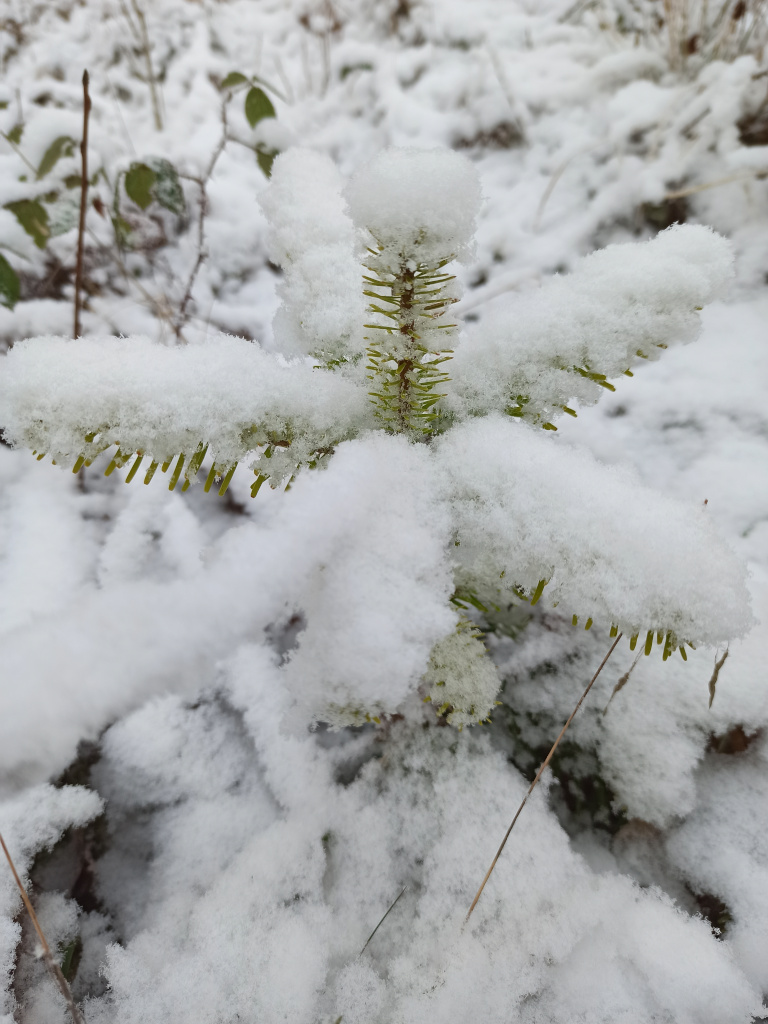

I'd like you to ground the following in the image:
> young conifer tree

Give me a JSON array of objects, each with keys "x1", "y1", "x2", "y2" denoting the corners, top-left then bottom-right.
[{"x1": 0, "y1": 147, "x2": 751, "y2": 728}]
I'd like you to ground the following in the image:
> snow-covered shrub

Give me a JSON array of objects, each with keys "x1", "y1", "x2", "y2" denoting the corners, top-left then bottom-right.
[{"x1": 0, "y1": 146, "x2": 751, "y2": 730}]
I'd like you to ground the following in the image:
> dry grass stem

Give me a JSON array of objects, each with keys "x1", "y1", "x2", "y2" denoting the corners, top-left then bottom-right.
[
  {"x1": 708, "y1": 645, "x2": 729, "y2": 708},
  {"x1": 0, "y1": 832, "x2": 85, "y2": 1024},
  {"x1": 124, "y1": 0, "x2": 163, "y2": 131},
  {"x1": 74, "y1": 69, "x2": 91, "y2": 340},
  {"x1": 664, "y1": 170, "x2": 762, "y2": 200},
  {"x1": 360, "y1": 885, "x2": 408, "y2": 956},
  {"x1": 465, "y1": 632, "x2": 624, "y2": 924}
]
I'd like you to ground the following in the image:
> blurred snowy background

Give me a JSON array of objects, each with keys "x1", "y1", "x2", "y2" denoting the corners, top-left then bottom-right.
[{"x1": 0, "y1": 1, "x2": 767, "y2": 1021}]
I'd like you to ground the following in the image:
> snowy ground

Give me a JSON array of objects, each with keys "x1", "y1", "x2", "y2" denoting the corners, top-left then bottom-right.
[{"x1": 0, "y1": 1, "x2": 767, "y2": 1022}]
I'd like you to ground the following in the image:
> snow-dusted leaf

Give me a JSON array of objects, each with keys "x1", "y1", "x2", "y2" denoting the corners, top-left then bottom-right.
[
  {"x1": 244, "y1": 86, "x2": 275, "y2": 128},
  {"x1": 36, "y1": 135, "x2": 76, "y2": 180},
  {"x1": 45, "y1": 193, "x2": 79, "y2": 237},
  {"x1": 4, "y1": 198, "x2": 49, "y2": 248},
  {"x1": 148, "y1": 157, "x2": 185, "y2": 214}
]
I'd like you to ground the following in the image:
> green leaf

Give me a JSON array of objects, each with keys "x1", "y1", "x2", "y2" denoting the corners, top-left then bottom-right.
[
  {"x1": 244, "y1": 86, "x2": 275, "y2": 129},
  {"x1": 64, "y1": 174, "x2": 82, "y2": 189},
  {"x1": 6, "y1": 122, "x2": 23, "y2": 145},
  {"x1": 59, "y1": 937, "x2": 82, "y2": 983},
  {"x1": 220, "y1": 70, "x2": 249, "y2": 90},
  {"x1": 36, "y1": 135, "x2": 76, "y2": 179},
  {"x1": 124, "y1": 162, "x2": 157, "y2": 210},
  {"x1": 4, "y1": 199, "x2": 50, "y2": 248},
  {"x1": 147, "y1": 158, "x2": 185, "y2": 214},
  {"x1": 256, "y1": 147, "x2": 278, "y2": 178},
  {"x1": 0, "y1": 253, "x2": 20, "y2": 308}
]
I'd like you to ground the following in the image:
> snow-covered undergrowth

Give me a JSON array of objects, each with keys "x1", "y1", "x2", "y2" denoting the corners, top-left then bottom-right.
[{"x1": 0, "y1": 1, "x2": 767, "y2": 1022}]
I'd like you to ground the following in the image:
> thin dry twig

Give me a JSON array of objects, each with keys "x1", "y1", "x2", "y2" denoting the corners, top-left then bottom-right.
[
  {"x1": 174, "y1": 102, "x2": 229, "y2": 341},
  {"x1": 465, "y1": 632, "x2": 624, "y2": 923},
  {"x1": 360, "y1": 885, "x2": 408, "y2": 956},
  {"x1": 0, "y1": 832, "x2": 85, "y2": 1024},
  {"x1": 74, "y1": 69, "x2": 91, "y2": 340}
]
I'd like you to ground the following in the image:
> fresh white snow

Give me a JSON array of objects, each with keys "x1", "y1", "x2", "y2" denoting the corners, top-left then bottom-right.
[{"x1": 0, "y1": 1, "x2": 767, "y2": 1022}]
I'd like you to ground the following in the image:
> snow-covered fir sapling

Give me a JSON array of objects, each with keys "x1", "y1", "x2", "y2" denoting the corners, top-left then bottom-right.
[{"x1": 0, "y1": 147, "x2": 751, "y2": 732}]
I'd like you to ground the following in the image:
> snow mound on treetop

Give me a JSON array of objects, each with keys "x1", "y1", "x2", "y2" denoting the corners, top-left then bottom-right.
[{"x1": 345, "y1": 147, "x2": 482, "y2": 266}]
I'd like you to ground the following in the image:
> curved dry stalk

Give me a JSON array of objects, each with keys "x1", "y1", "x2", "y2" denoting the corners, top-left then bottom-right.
[
  {"x1": 465, "y1": 632, "x2": 624, "y2": 924},
  {"x1": 0, "y1": 832, "x2": 85, "y2": 1024},
  {"x1": 664, "y1": 170, "x2": 761, "y2": 201}
]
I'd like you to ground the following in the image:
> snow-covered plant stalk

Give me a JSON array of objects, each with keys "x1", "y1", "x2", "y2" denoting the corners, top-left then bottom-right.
[
  {"x1": 363, "y1": 248, "x2": 455, "y2": 435},
  {"x1": 0, "y1": 146, "x2": 751, "y2": 730},
  {"x1": 348, "y1": 150, "x2": 475, "y2": 432},
  {"x1": 347, "y1": 149, "x2": 478, "y2": 436}
]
